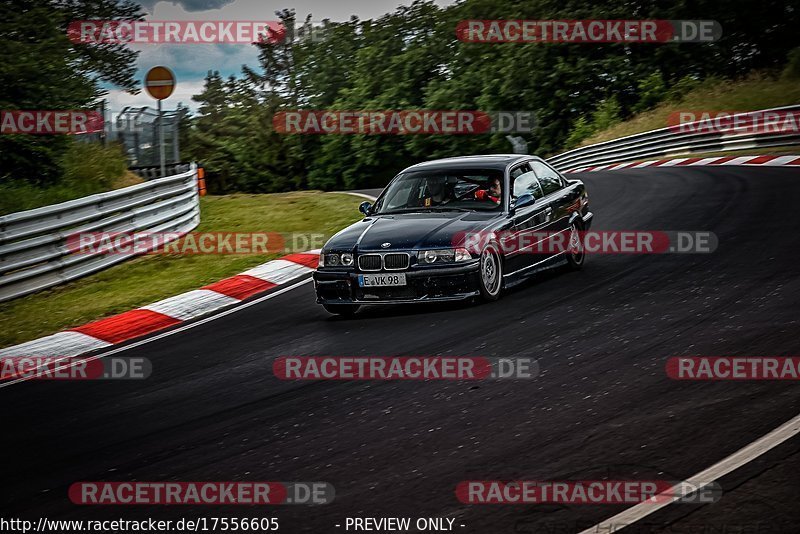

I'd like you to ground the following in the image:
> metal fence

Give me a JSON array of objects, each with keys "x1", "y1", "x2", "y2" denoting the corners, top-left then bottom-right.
[
  {"x1": 130, "y1": 163, "x2": 193, "y2": 181},
  {"x1": 0, "y1": 164, "x2": 200, "y2": 303},
  {"x1": 115, "y1": 106, "x2": 185, "y2": 167},
  {"x1": 548, "y1": 105, "x2": 800, "y2": 172}
]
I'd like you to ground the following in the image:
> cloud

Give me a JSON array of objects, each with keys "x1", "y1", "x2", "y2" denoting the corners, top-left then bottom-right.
[
  {"x1": 137, "y1": 0, "x2": 236, "y2": 14},
  {"x1": 133, "y1": 42, "x2": 259, "y2": 81},
  {"x1": 104, "y1": 79, "x2": 206, "y2": 114},
  {"x1": 139, "y1": 0, "x2": 456, "y2": 23},
  {"x1": 102, "y1": 0, "x2": 458, "y2": 112}
]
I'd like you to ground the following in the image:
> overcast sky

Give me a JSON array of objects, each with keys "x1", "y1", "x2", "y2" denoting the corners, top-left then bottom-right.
[{"x1": 105, "y1": 0, "x2": 456, "y2": 114}]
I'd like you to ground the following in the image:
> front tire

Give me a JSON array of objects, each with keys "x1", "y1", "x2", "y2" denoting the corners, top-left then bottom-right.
[
  {"x1": 322, "y1": 303, "x2": 360, "y2": 316},
  {"x1": 565, "y1": 220, "x2": 585, "y2": 270},
  {"x1": 478, "y1": 244, "x2": 503, "y2": 301}
]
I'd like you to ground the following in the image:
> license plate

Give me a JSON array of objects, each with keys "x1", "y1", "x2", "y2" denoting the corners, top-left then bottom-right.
[{"x1": 358, "y1": 273, "x2": 407, "y2": 287}]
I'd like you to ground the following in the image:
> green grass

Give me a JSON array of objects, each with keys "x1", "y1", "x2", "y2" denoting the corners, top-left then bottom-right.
[
  {"x1": 0, "y1": 191, "x2": 363, "y2": 348},
  {"x1": 581, "y1": 73, "x2": 800, "y2": 146},
  {"x1": 0, "y1": 180, "x2": 110, "y2": 216},
  {"x1": 0, "y1": 142, "x2": 134, "y2": 216}
]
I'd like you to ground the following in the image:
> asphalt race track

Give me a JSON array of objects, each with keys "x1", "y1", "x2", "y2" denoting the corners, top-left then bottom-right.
[{"x1": 2, "y1": 165, "x2": 800, "y2": 533}]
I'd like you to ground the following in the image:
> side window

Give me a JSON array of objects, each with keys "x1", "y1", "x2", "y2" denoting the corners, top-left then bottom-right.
[
  {"x1": 513, "y1": 171, "x2": 543, "y2": 199},
  {"x1": 531, "y1": 160, "x2": 563, "y2": 196},
  {"x1": 509, "y1": 164, "x2": 528, "y2": 181}
]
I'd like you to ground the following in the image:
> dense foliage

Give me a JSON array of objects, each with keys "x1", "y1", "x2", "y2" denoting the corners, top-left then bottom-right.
[
  {"x1": 2, "y1": 0, "x2": 798, "y2": 192},
  {"x1": 0, "y1": 0, "x2": 142, "y2": 185},
  {"x1": 185, "y1": 0, "x2": 800, "y2": 192}
]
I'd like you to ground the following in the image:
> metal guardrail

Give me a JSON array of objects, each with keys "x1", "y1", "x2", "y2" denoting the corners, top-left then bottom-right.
[
  {"x1": 0, "y1": 163, "x2": 200, "y2": 303},
  {"x1": 548, "y1": 105, "x2": 800, "y2": 172},
  {"x1": 130, "y1": 163, "x2": 192, "y2": 181}
]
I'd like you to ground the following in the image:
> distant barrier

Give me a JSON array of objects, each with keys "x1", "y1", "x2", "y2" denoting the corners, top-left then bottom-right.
[
  {"x1": 129, "y1": 163, "x2": 192, "y2": 181},
  {"x1": 548, "y1": 105, "x2": 800, "y2": 172}
]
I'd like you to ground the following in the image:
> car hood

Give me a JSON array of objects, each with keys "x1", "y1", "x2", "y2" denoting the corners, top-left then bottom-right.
[{"x1": 325, "y1": 211, "x2": 503, "y2": 251}]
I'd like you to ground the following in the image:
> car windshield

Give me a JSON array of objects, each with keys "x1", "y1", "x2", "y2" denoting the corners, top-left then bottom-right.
[{"x1": 372, "y1": 169, "x2": 504, "y2": 214}]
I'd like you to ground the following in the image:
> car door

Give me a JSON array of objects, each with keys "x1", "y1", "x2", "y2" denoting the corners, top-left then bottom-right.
[
  {"x1": 530, "y1": 160, "x2": 574, "y2": 255},
  {"x1": 504, "y1": 163, "x2": 552, "y2": 274}
]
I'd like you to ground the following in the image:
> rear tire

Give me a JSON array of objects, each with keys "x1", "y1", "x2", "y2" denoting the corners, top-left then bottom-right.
[
  {"x1": 565, "y1": 220, "x2": 585, "y2": 270},
  {"x1": 478, "y1": 244, "x2": 503, "y2": 301},
  {"x1": 322, "y1": 303, "x2": 360, "y2": 316}
]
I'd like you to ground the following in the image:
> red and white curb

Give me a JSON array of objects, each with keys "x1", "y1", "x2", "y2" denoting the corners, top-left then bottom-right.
[
  {"x1": 0, "y1": 251, "x2": 320, "y2": 358},
  {"x1": 565, "y1": 154, "x2": 800, "y2": 173}
]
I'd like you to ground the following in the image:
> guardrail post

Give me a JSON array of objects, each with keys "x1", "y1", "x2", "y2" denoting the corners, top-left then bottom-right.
[{"x1": 197, "y1": 166, "x2": 206, "y2": 197}]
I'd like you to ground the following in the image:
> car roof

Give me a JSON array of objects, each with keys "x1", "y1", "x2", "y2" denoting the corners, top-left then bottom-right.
[{"x1": 402, "y1": 154, "x2": 541, "y2": 172}]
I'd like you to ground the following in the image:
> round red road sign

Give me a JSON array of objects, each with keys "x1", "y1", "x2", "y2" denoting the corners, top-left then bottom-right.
[{"x1": 144, "y1": 66, "x2": 176, "y2": 100}]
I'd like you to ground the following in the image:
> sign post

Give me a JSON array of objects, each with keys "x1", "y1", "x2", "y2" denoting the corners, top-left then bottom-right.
[{"x1": 144, "y1": 66, "x2": 176, "y2": 178}]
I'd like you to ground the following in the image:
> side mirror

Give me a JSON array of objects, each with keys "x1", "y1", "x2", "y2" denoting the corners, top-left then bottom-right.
[
  {"x1": 359, "y1": 201, "x2": 373, "y2": 215},
  {"x1": 514, "y1": 194, "x2": 535, "y2": 210}
]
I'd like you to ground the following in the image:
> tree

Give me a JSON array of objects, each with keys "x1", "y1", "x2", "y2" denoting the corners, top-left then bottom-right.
[
  {"x1": 0, "y1": 0, "x2": 142, "y2": 184},
  {"x1": 181, "y1": 0, "x2": 800, "y2": 192}
]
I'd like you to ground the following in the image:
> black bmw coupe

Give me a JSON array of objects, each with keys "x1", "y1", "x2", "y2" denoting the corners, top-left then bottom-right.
[{"x1": 313, "y1": 154, "x2": 593, "y2": 315}]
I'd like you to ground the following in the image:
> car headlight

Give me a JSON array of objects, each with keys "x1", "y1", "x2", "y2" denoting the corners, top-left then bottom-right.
[
  {"x1": 320, "y1": 252, "x2": 354, "y2": 268},
  {"x1": 421, "y1": 250, "x2": 440, "y2": 264},
  {"x1": 454, "y1": 248, "x2": 472, "y2": 262},
  {"x1": 419, "y1": 248, "x2": 472, "y2": 264}
]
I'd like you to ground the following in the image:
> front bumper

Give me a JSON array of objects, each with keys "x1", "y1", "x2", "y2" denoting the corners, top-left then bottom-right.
[
  {"x1": 314, "y1": 261, "x2": 481, "y2": 304},
  {"x1": 583, "y1": 211, "x2": 594, "y2": 230}
]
